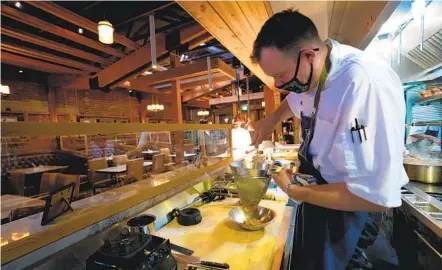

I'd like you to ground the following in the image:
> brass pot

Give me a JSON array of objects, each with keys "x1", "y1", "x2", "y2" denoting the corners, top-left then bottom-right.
[{"x1": 404, "y1": 162, "x2": 442, "y2": 184}]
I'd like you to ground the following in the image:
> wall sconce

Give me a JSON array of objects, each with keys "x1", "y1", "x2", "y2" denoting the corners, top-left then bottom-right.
[{"x1": 0, "y1": 85, "x2": 10, "y2": 95}]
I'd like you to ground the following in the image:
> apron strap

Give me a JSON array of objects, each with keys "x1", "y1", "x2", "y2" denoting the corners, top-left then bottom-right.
[{"x1": 311, "y1": 67, "x2": 328, "y2": 119}]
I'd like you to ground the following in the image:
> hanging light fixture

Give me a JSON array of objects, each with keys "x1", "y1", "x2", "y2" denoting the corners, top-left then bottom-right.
[
  {"x1": 146, "y1": 95, "x2": 164, "y2": 112},
  {"x1": 197, "y1": 110, "x2": 210, "y2": 117},
  {"x1": 98, "y1": 20, "x2": 114, "y2": 44}
]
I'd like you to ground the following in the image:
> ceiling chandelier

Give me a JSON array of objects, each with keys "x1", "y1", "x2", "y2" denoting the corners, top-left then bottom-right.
[
  {"x1": 197, "y1": 110, "x2": 210, "y2": 117},
  {"x1": 146, "y1": 95, "x2": 164, "y2": 112}
]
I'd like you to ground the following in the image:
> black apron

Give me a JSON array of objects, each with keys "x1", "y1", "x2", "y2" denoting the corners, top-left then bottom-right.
[{"x1": 290, "y1": 68, "x2": 382, "y2": 270}]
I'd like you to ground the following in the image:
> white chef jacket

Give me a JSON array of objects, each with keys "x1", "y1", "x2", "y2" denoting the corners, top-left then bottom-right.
[{"x1": 286, "y1": 39, "x2": 409, "y2": 207}]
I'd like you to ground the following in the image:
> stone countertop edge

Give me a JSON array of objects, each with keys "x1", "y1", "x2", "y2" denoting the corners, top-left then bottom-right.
[{"x1": 2, "y1": 166, "x2": 228, "y2": 270}]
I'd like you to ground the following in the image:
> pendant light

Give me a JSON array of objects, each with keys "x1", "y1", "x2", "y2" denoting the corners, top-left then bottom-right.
[{"x1": 98, "y1": 20, "x2": 114, "y2": 44}]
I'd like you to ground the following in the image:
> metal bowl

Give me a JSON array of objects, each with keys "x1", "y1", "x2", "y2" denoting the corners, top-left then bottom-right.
[{"x1": 228, "y1": 206, "x2": 276, "y2": 231}]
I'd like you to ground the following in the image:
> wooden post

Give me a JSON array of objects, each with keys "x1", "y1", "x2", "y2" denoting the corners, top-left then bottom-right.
[
  {"x1": 47, "y1": 87, "x2": 58, "y2": 122},
  {"x1": 263, "y1": 86, "x2": 282, "y2": 140}
]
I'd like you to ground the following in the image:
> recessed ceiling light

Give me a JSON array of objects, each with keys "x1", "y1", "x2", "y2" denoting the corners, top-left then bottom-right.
[
  {"x1": 78, "y1": 28, "x2": 83, "y2": 34},
  {"x1": 14, "y1": 1, "x2": 22, "y2": 9},
  {"x1": 200, "y1": 42, "x2": 206, "y2": 46},
  {"x1": 143, "y1": 70, "x2": 152, "y2": 75},
  {"x1": 19, "y1": 70, "x2": 23, "y2": 73}
]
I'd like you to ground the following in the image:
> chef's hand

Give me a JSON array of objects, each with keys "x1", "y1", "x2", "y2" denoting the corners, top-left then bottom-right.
[
  {"x1": 272, "y1": 168, "x2": 295, "y2": 192},
  {"x1": 252, "y1": 116, "x2": 276, "y2": 148}
]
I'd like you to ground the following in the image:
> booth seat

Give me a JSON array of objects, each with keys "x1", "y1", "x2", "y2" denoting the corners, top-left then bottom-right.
[{"x1": 1, "y1": 151, "x2": 88, "y2": 194}]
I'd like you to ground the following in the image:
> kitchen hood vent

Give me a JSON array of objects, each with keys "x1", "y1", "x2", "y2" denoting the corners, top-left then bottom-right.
[{"x1": 407, "y1": 29, "x2": 442, "y2": 70}]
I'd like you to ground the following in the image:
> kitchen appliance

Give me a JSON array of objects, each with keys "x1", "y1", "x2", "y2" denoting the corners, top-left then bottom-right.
[
  {"x1": 127, "y1": 214, "x2": 156, "y2": 236},
  {"x1": 86, "y1": 227, "x2": 177, "y2": 270},
  {"x1": 229, "y1": 205, "x2": 276, "y2": 231},
  {"x1": 164, "y1": 190, "x2": 224, "y2": 228},
  {"x1": 229, "y1": 159, "x2": 275, "y2": 211},
  {"x1": 403, "y1": 157, "x2": 442, "y2": 184},
  {"x1": 395, "y1": 185, "x2": 442, "y2": 269}
]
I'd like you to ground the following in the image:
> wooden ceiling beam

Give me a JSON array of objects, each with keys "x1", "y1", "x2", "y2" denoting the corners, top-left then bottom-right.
[
  {"x1": 1, "y1": 27, "x2": 108, "y2": 65},
  {"x1": 27, "y1": 1, "x2": 139, "y2": 51},
  {"x1": 182, "y1": 80, "x2": 234, "y2": 103},
  {"x1": 210, "y1": 92, "x2": 264, "y2": 105},
  {"x1": 1, "y1": 4, "x2": 125, "y2": 58},
  {"x1": 114, "y1": 2, "x2": 176, "y2": 28},
  {"x1": 1, "y1": 43, "x2": 101, "y2": 73},
  {"x1": 48, "y1": 24, "x2": 207, "y2": 90},
  {"x1": 184, "y1": 100, "x2": 210, "y2": 109},
  {"x1": 129, "y1": 58, "x2": 235, "y2": 90},
  {"x1": 177, "y1": 1, "x2": 276, "y2": 91},
  {"x1": 1, "y1": 51, "x2": 88, "y2": 75},
  {"x1": 181, "y1": 75, "x2": 231, "y2": 91}
]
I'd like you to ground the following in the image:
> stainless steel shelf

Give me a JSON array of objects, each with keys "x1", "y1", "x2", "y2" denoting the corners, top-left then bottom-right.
[
  {"x1": 412, "y1": 121, "x2": 442, "y2": 126},
  {"x1": 416, "y1": 94, "x2": 442, "y2": 104}
]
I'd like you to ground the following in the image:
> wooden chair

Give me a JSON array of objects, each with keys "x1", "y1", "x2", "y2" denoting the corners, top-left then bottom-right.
[
  {"x1": 159, "y1": 148, "x2": 175, "y2": 169},
  {"x1": 56, "y1": 174, "x2": 81, "y2": 199},
  {"x1": 87, "y1": 158, "x2": 114, "y2": 194},
  {"x1": 126, "y1": 158, "x2": 144, "y2": 184},
  {"x1": 112, "y1": 154, "x2": 129, "y2": 165},
  {"x1": 152, "y1": 154, "x2": 165, "y2": 173},
  {"x1": 40, "y1": 173, "x2": 59, "y2": 195}
]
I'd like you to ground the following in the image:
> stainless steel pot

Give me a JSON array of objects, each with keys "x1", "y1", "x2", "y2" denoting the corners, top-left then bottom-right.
[
  {"x1": 404, "y1": 158, "x2": 442, "y2": 184},
  {"x1": 127, "y1": 214, "x2": 156, "y2": 236}
]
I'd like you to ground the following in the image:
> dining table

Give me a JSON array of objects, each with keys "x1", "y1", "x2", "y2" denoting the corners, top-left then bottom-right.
[
  {"x1": 9, "y1": 165, "x2": 69, "y2": 196},
  {"x1": 96, "y1": 161, "x2": 153, "y2": 174},
  {"x1": 1, "y1": 194, "x2": 45, "y2": 220}
]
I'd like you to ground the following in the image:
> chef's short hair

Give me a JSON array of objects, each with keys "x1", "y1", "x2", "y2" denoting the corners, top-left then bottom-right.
[{"x1": 250, "y1": 9, "x2": 321, "y2": 63}]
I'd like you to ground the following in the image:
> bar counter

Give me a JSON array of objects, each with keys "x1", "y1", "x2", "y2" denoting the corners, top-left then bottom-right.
[
  {"x1": 1, "y1": 160, "x2": 230, "y2": 269},
  {"x1": 7, "y1": 168, "x2": 292, "y2": 270}
]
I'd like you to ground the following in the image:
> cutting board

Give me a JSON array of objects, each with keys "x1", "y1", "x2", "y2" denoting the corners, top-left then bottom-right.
[{"x1": 155, "y1": 198, "x2": 290, "y2": 270}]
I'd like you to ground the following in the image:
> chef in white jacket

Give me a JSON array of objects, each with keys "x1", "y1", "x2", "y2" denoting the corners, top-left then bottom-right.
[{"x1": 250, "y1": 9, "x2": 409, "y2": 269}]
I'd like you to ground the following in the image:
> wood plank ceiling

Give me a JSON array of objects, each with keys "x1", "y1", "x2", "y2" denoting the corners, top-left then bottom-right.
[
  {"x1": 1, "y1": 1, "x2": 398, "y2": 107},
  {"x1": 0, "y1": 1, "x2": 237, "y2": 101},
  {"x1": 178, "y1": 1, "x2": 397, "y2": 93}
]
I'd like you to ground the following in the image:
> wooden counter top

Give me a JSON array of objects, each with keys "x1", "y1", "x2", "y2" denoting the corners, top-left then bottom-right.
[{"x1": 155, "y1": 198, "x2": 292, "y2": 270}]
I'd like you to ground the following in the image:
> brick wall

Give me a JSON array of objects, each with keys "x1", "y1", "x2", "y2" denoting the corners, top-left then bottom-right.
[
  {"x1": 1, "y1": 80, "x2": 49, "y2": 114},
  {"x1": 1, "y1": 80, "x2": 140, "y2": 122}
]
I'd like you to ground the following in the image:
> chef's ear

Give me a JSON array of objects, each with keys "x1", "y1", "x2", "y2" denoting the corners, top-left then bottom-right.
[{"x1": 302, "y1": 49, "x2": 317, "y2": 64}]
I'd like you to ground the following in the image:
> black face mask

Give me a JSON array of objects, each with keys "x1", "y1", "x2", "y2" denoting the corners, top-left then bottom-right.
[{"x1": 276, "y1": 48, "x2": 319, "y2": 94}]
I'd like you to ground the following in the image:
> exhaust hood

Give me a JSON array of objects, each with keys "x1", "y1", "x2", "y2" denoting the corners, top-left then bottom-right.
[{"x1": 365, "y1": 0, "x2": 442, "y2": 82}]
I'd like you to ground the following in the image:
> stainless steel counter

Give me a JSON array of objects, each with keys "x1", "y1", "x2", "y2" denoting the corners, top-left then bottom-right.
[
  {"x1": 403, "y1": 182, "x2": 442, "y2": 237},
  {"x1": 407, "y1": 181, "x2": 442, "y2": 194}
]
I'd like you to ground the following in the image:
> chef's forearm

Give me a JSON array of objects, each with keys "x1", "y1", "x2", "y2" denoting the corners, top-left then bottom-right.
[{"x1": 287, "y1": 182, "x2": 389, "y2": 212}]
